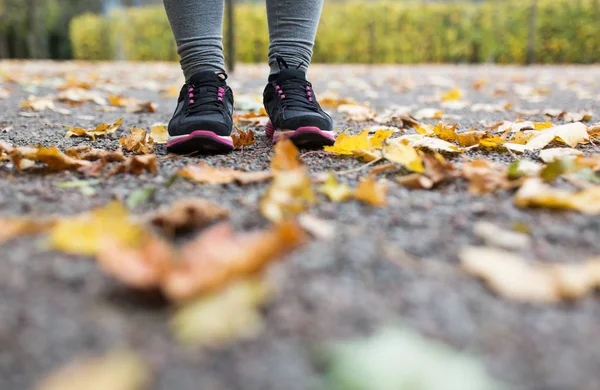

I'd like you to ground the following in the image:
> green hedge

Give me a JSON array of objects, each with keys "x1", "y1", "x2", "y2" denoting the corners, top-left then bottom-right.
[{"x1": 70, "y1": 0, "x2": 600, "y2": 64}]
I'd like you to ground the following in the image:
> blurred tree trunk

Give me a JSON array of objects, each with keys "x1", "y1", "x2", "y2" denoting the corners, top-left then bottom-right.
[
  {"x1": 525, "y1": 0, "x2": 538, "y2": 65},
  {"x1": 0, "y1": 0, "x2": 8, "y2": 58},
  {"x1": 25, "y1": 0, "x2": 48, "y2": 58}
]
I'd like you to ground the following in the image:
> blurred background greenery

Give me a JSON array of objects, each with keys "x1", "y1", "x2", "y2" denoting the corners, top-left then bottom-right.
[{"x1": 1, "y1": 0, "x2": 600, "y2": 64}]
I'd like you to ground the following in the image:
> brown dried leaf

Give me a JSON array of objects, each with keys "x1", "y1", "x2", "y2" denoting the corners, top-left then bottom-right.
[
  {"x1": 65, "y1": 118, "x2": 123, "y2": 140},
  {"x1": 461, "y1": 159, "x2": 515, "y2": 195},
  {"x1": 0, "y1": 218, "x2": 55, "y2": 245},
  {"x1": 119, "y1": 128, "x2": 154, "y2": 155},
  {"x1": 163, "y1": 221, "x2": 307, "y2": 301},
  {"x1": 126, "y1": 101, "x2": 157, "y2": 114},
  {"x1": 232, "y1": 129, "x2": 256, "y2": 149},
  {"x1": 149, "y1": 197, "x2": 229, "y2": 234},
  {"x1": 106, "y1": 155, "x2": 158, "y2": 176},
  {"x1": 178, "y1": 162, "x2": 272, "y2": 185}
]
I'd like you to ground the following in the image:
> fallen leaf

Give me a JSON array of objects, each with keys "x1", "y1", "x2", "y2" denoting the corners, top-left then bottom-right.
[
  {"x1": 171, "y1": 278, "x2": 270, "y2": 346},
  {"x1": 324, "y1": 130, "x2": 393, "y2": 160},
  {"x1": 20, "y1": 96, "x2": 55, "y2": 111},
  {"x1": 318, "y1": 173, "x2": 352, "y2": 202},
  {"x1": 178, "y1": 162, "x2": 272, "y2": 185},
  {"x1": 396, "y1": 135, "x2": 462, "y2": 153},
  {"x1": 64, "y1": 146, "x2": 125, "y2": 162},
  {"x1": 432, "y1": 122, "x2": 487, "y2": 147},
  {"x1": 514, "y1": 178, "x2": 600, "y2": 214},
  {"x1": 126, "y1": 100, "x2": 157, "y2": 114},
  {"x1": 271, "y1": 139, "x2": 302, "y2": 171},
  {"x1": 232, "y1": 129, "x2": 256, "y2": 149},
  {"x1": 108, "y1": 93, "x2": 130, "y2": 107},
  {"x1": 473, "y1": 222, "x2": 531, "y2": 250},
  {"x1": 0, "y1": 218, "x2": 55, "y2": 245},
  {"x1": 538, "y1": 148, "x2": 583, "y2": 163},
  {"x1": 319, "y1": 92, "x2": 357, "y2": 108},
  {"x1": 382, "y1": 142, "x2": 424, "y2": 173},
  {"x1": 149, "y1": 197, "x2": 229, "y2": 234},
  {"x1": 337, "y1": 104, "x2": 376, "y2": 122},
  {"x1": 260, "y1": 169, "x2": 316, "y2": 222},
  {"x1": 65, "y1": 118, "x2": 123, "y2": 140},
  {"x1": 119, "y1": 128, "x2": 154, "y2": 155},
  {"x1": 57, "y1": 88, "x2": 106, "y2": 106},
  {"x1": 9, "y1": 146, "x2": 91, "y2": 171},
  {"x1": 414, "y1": 108, "x2": 443, "y2": 120},
  {"x1": 461, "y1": 160, "x2": 515, "y2": 195},
  {"x1": 35, "y1": 350, "x2": 149, "y2": 390},
  {"x1": 50, "y1": 201, "x2": 146, "y2": 256},
  {"x1": 460, "y1": 246, "x2": 600, "y2": 303},
  {"x1": 354, "y1": 177, "x2": 387, "y2": 206},
  {"x1": 107, "y1": 154, "x2": 158, "y2": 176},
  {"x1": 525, "y1": 122, "x2": 589, "y2": 149},
  {"x1": 322, "y1": 326, "x2": 503, "y2": 390},
  {"x1": 149, "y1": 124, "x2": 168, "y2": 144},
  {"x1": 126, "y1": 187, "x2": 157, "y2": 208},
  {"x1": 97, "y1": 233, "x2": 173, "y2": 289},
  {"x1": 163, "y1": 221, "x2": 307, "y2": 300},
  {"x1": 440, "y1": 87, "x2": 462, "y2": 101},
  {"x1": 297, "y1": 214, "x2": 335, "y2": 240}
]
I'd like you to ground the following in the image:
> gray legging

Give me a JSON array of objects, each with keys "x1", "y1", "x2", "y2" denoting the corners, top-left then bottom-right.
[{"x1": 163, "y1": 0, "x2": 325, "y2": 80}]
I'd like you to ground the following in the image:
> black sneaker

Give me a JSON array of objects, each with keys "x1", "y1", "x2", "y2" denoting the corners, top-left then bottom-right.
[
  {"x1": 167, "y1": 71, "x2": 234, "y2": 154},
  {"x1": 263, "y1": 56, "x2": 335, "y2": 148}
]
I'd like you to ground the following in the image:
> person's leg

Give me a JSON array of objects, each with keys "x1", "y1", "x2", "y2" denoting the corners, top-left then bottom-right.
[
  {"x1": 163, "y1": 0, "x2": 226, "y2": 80},
  {"x1": 163, "y1": 0, "x2": 234, "y2": 154},
  {"x1": 263, "y1": 0, "x2": 334, "y2": 148},
  {"x1": 266, "y1": 0, "x2": 324, "y2": 75}
]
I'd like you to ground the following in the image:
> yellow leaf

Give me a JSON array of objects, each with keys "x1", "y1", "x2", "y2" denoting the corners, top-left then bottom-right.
[
  {"x1": 533, "y1": 121, "x2": 554, "y2": 130},
  {"x1": 515, "y1": 178, "x2": 600, "y2": 214},
  {"x1": 318, "y1": 173, "x2": 352, "y2": 202},
  {"x1": 354, "y1": 177, "x2": 387, "y2": 206},
  {"x1": 324, "y1": 130, "x2": 392, "y2": 158},
  {"x1": 441, "y1": 87, "x2": 462, "y2": 101},
  {"x1": 260, "y1": 169, "x2": 316, "y2": 222},
  {"x1": 271, "y1": 139, "x2": 302, "y2": 171},
  {"x1": 150, "y1": 124, "x2": 168, "y2": 144},
  {"x1": 65, "y1": 118, "x2": 123, "y2": 140},
  {"x1": 171, "y1": 279, "x2": 270, "y2": 347},
  {"x1": 178, "y1": 162, "x2": 272, "y2": 185},
  {"x1": 36, "y1": 350, "x2": 149, "y2": 390},
  {"x1": 108, "y1": 93, "x2": 130, "y2": 107},
  {"x1": 370, "y1": 129, "x2": 395, "y2": 148},
  {"x1": 324, "y1": 130, "x2": 371, "y2": 155},
  {"x1": 432, "y1": 122, "x2": 486, "y2": 147},
  {"x1": 49, "y1": 201, "x2": 146, "y2": 256},
  {"x1": 382, "y1": 142, "x2": 424, "y2": 173}
]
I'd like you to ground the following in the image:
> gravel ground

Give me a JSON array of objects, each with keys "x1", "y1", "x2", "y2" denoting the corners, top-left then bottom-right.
[{"x1": 1, "y1": 61, "x2": 600, "y2": 390}]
